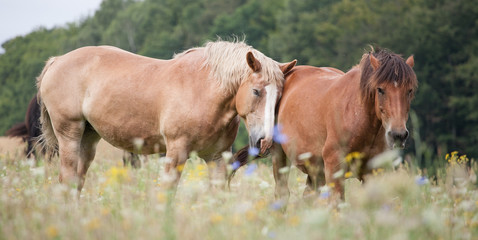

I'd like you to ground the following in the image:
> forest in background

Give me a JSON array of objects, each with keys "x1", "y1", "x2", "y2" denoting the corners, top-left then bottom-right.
[{"x1": 0, "y1": 0, "x2": 477, "y2": 162}]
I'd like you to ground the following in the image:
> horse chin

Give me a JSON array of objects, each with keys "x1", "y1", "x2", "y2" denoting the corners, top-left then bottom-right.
[{"x1": 391, "y1": 140, "x2": 406, "y2": 149}]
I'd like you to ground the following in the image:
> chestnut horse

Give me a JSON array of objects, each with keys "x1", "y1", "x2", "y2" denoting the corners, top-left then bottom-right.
[
  {"x1": 272, "y1": 49, "x2": 417, "y2": 201},
  {"x1": 231, "y1": 48, "x2": 416, "y2": 202},
  {"x1": 37, "y1": 40, "x2": 296, "y2": 193}
]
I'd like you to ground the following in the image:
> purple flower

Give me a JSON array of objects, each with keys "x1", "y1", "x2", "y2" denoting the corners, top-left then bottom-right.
[
  {"x1": 415, "y1": 176, "x2": 429, "y2": 186},
  {"x1": 269, "y1": 200, "x2": 285, "y2": 210},
  {"x1": 273, "y1": 124, "x2": 288, "y2": 144},
  {"x1": 267, "y1": 232, "x2": 277, "y2": 238},
  {"x1": 319, "y1": 191, "x2": 330, "y2": 199},
  {"x1": 245, "y1": 163, "x2": 258, "y2": 176},
  {"x1": 248, "y1": 147, "x2": 260, "y2": 156},
  {"x1": 232, "y1": 161, "x2": 240, "y2": 170}
]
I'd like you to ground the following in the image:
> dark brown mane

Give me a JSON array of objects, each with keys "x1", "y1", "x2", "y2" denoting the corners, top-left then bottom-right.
[{"x1": 360, "y1": 48, "x2": 417, "y2": 101}]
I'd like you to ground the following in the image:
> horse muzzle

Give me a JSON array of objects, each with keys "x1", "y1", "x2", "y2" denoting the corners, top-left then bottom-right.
[
  {"x1": 387, "y1": 129, "x2": 409, "y2": 149},
  {"x1": 249, "y1": 135, "x2": 271, "y2": 155}
]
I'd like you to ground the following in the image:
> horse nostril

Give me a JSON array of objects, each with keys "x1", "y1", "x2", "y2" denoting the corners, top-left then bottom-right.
[
  {"x1": 256, "y1": 138, "x2": 264, "y2": 149},
  {"x1": 391, "y1": 130, "x2": 409, "y2": 141}
]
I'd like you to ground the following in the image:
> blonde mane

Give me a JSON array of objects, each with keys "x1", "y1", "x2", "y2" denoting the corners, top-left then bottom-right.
[{"x1": 174, "y1": 40, "x2": 284, "y2": 93}]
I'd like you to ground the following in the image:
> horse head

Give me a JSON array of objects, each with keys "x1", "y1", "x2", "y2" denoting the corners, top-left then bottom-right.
[
  {"x1": 235, "y1": 52, "x2": 296, "y2": 154},
  {"x1": 361, "y1": 50, "x2": 417, "y2": 149}
]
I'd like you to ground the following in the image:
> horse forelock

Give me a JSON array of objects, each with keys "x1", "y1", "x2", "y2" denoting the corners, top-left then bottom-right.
[
  {"x1": 176, "y1": 40, "x2": 284, "y2": 93},
  {"x1": 359, "y1": 49, "x2": 417, "y2": 101}
]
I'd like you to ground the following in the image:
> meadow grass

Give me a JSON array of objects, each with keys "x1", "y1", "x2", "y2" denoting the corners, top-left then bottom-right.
[{"x1": 0, "y1": 138, "x2": 477, "y2": 240}]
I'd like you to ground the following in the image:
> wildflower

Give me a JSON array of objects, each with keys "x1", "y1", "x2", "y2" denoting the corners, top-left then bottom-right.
[
  {"x1": 279, "y1": 166, "x2": 290, "y2": 174},
  {"x1": 248, "y1": 147, "x2": 260, "y2": 156},
  {"x1": 176, "y1": 164, "x2": 185, "y2": 172},
  {"x1": 333, "y1": 169, "x2": 344, "y2": 179},
  {"x1": 269, "y1": 200, "x2": 285, "y2": 210},
  {"x1": 231, "y1": 161, "x2": 240, "y2": 170},
  {"x1": 344, "y1": 171, "x2": 353, "y2": 178},
  {"x1": 85, "y1": 218, "x2": 100, "y2": 231},
  {"x1": 415, "y1": 176, "x2": 429, "y2": 186},
  {"x1": 319, "y1": 191, "x2": 330, "y2": 199},
  {"x1": 319, "y1": 185, "x2": 330, "y2": 199},
  {"x1": 298, "y1": 152, "x2": 312, "y2": 161},
  {"x1": 259, "y1": 180, "x2": 270, "y2": 189},
  {"x1": 46, "y1": 225, "x2": 58, "y2": 238},
  {"x1": 157, "y1": 192, "x2": 167, "y2": 203},
  {"x1": 287, "y1": 215, "x2": 300, "y2": 227},
  {"x1": 345, "y1": 152, "x2": 364, "y2": 163},
  {"x1": 210, "y1": 213, "x2": 224, "y2": 223},
  {"x1": 105, "y1": 166, "x2": 130, "y2": 185},
  {"x1": 273, "y1": 124, "x2": 288, "y2": 144},
  {"x1": 244, "y1": 163, "x2": 258, "y2": 176}
]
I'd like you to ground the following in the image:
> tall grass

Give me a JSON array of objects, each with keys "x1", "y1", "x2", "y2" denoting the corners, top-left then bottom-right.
[{"x1": 0, "y1": 138, "x2": 477, "y2": 240}]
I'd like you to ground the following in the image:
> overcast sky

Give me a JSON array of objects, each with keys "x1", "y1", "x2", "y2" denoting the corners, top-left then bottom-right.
[{"x1": 0, "y1": 0, "x2": 103, "y2": 53}]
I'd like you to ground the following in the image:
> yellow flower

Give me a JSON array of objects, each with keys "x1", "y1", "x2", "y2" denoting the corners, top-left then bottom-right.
[
  {"x1": 254, "y1": 199, "x2": 267, "y2": 210},
  {"x1": 157, "y1": 192, "x2": 167, "y2": 203},
  {"x1": 344, "y1": 171, "x2": 353, "y2": 178},
  {"x1": 345, "y1": 152, "x2": 364, "y2": 163},
  {"x1": 46, "y1": 225, "x2": 58, "y2": 238},
  {"x1": 288, "y1": 215, "x2": 301, "y2": 226},
  {"x1": 85, "y1": 218, "x2": 100, "y2": 231},
  {"x1": 101, "y1": 208, "x2": 110, "y2": 216},
  {"x1": 176, "y1": 164, "x2": 185, "y2": 172},
  {"x1": 210, "y1": 213, "x2": 224, "y2": 223},
  {"x1": 328, "y1": 182, "x2": 335, "y2": 188},
  {"x1": 246, "y1": 210, "x2": 256, "y2": 221},
  {"x1": 105, "y1": 166, "x2": 130, "y2": 185}
]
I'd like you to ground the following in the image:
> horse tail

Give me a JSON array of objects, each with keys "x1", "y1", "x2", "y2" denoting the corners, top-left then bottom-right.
[
  {"x1": 5, "y1": 122, "x2": 28, "y2": 140},
  {"x1": 227, "y1": 145, "x2": 255, "y2": 188},
  {"x1": 36, "y1": 57, "x2": 58, "y2": 157}
]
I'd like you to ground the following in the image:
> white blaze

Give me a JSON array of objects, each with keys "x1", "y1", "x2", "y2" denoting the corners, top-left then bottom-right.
[{"x1": 264, "y1": 84, "x2": 277, "y2": 140}]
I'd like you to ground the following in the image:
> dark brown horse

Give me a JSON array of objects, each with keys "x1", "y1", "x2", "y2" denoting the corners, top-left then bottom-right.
[
  {"x1": 5, "y1": 95, "x2": 43, "y2": 159},
  {"x1": 232, "y1": 48, "x2": 417, "y2": 202}
]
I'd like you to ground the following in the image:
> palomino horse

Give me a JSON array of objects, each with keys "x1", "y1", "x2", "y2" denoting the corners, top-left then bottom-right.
[
  {"x1": 272, "y1": 49, "x2": 417, "y2": 201},
  {"x1": 5, "y1": 94, "x2": 44, "y2": 160},
  {"x1": 37, "y1": 40, "x2": 296, "y2": 193}
]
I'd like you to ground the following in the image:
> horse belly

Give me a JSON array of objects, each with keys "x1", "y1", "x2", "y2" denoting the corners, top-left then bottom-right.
[{"x1": 83, "y1": 97, "x2": 166, "y2": 154}]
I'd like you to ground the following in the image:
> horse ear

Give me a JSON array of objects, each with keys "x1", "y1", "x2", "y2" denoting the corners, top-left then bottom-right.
[
  {"x1": 406, "y1": 55, "x2": 414, "y2": 68},
  {"x1": 370, "y1": 54, "x2": 380, "y2": 71},
  {"x1": 280, "y1": 59, "x2": 297, "y2": 75},
  {"x1": 246, "y1": 52, "x2": 262, "y2": 72}
]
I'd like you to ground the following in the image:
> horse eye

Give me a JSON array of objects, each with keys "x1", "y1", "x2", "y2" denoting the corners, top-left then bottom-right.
[
  {"x1": 377, "y1": 88, "x2": 385, "y2": 95},
  {"x1": 253, "y1": 89, "x2": 260, "y2": 97}
]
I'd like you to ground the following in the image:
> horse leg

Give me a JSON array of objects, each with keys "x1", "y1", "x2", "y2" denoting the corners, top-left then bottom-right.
[
  {"x1": 54, "y1": 120, "x2": 85, "y2": 190},
  {"x1": 26, "y1": 137, "x2": 35, "y2": 159},
  {"x1": 272, "y1": 143, "x2": 290, "y2": 206},
  {"x1": 207, "y1": 153, "x2": 227, "y2": 191},
  {"x1": 77, "y1": 126, "x2": 100, "y2": 193},
  {"x1": 322, "y1": 143, "x2": 344, "y2": 200},
  {"x1": 163, "y1": 140, "x2": 189, "y2": 192}
]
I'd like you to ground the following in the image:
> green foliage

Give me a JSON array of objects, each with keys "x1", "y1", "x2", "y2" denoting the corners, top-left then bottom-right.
[{"x1": 1, "y1": 0, "x2": 477, "y2": 159}]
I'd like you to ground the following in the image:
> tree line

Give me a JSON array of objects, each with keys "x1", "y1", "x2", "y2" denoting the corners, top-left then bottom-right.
[{"x1": 1, "y1": 0, "x2": 477, "y2": 161}]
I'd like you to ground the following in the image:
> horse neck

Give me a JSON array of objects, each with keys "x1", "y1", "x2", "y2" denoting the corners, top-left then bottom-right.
[{"x1": 344, "y1": 68, "x2": 383, "y2": 135}]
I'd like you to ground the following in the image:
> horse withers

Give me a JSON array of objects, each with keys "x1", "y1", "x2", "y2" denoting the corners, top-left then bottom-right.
[
  {"x1": 37, "y1": 40, "x2": 296, "y2": 193},
  {"x1": 272, "y1": 48, "x2": 417, "y2": 202}
]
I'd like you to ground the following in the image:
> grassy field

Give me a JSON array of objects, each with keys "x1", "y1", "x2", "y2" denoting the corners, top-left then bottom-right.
[{"x1": 0, "y1": 137, "x2": 477, "y2": 240}]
